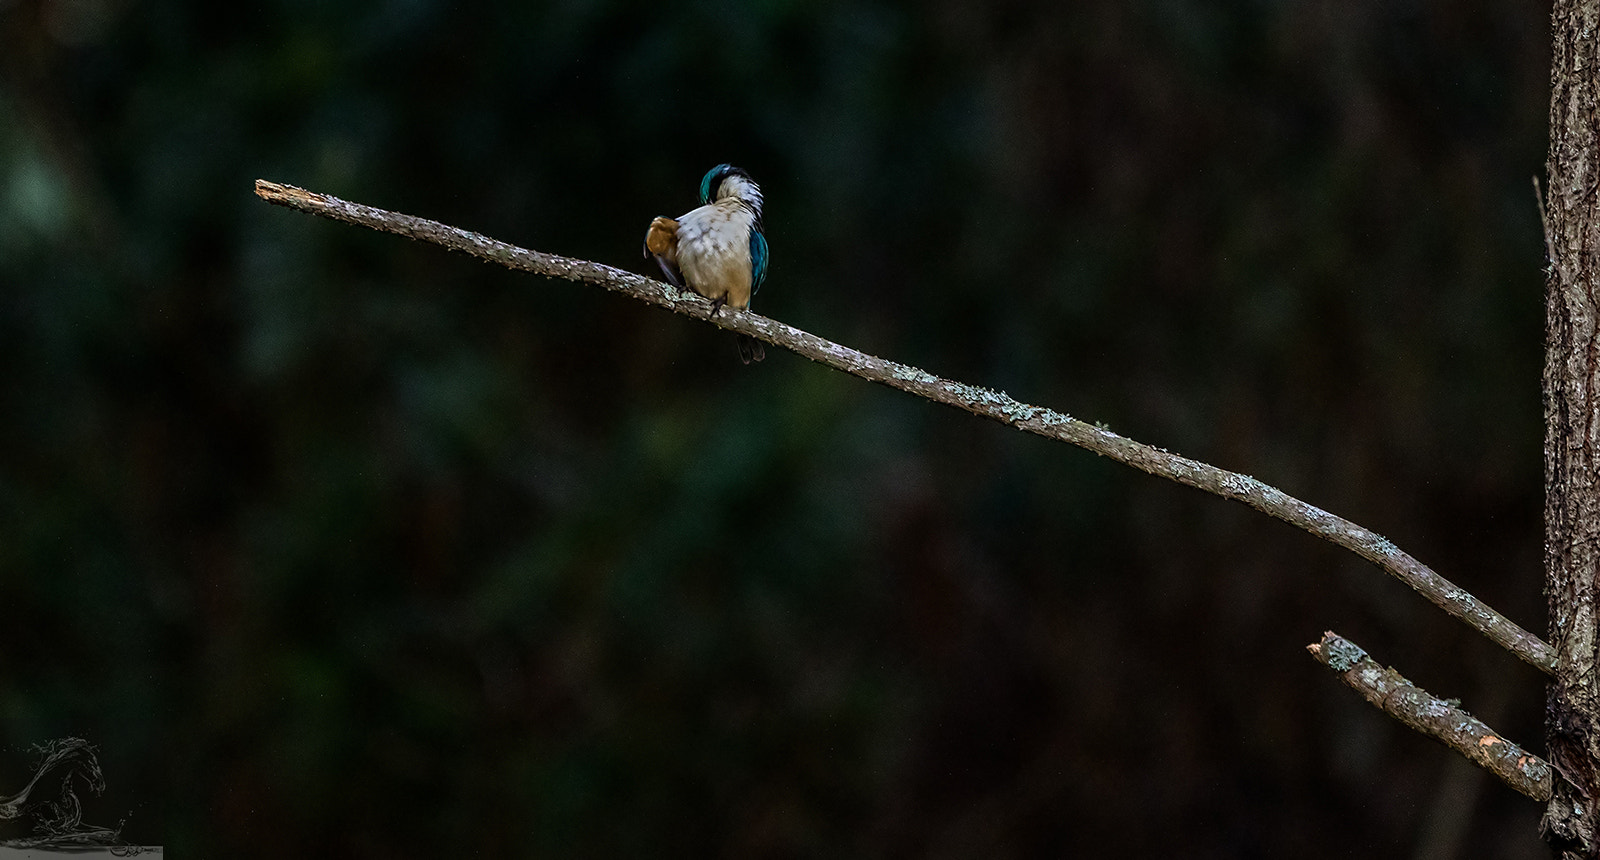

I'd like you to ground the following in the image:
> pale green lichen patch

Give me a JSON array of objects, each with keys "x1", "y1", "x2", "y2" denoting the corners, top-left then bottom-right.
[
  {"x1": 1325, "y1": 637, "x2": 1369, "y2": 671},
  {"x1": 890, "y1": 364, "x2": 941, "y2": 385},
  {"x1": 949, "y1": 383, "x2": 1013, "y2": 408},
  {"x1": 1219, "y1": 473, "x2": 1255, "y2": 496},
  {"x1": 662, "y1": 285, "x2": 696, "y2": 304},
  {"x1": 999, "y1": 402, "x2": 1039, "y2": 422},
  {"x1": 1419, "y1": 699, "x2": 1454, "y2": 718}
]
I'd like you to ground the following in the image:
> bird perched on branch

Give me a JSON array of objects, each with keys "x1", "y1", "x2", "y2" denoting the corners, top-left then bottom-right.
[{"x1": 644, "y1": 164, "x2": 769, "y2": 363}]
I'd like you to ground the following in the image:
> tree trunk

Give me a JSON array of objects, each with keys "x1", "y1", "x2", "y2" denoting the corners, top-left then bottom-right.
[{"x1": 1543, "y1": 1, "x2": 1600, "y2": 855}]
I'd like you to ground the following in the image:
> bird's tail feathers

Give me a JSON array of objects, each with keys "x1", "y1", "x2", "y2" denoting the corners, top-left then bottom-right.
[{"x1": 736, "y1": 334, "x2": 765, "y2": 364}]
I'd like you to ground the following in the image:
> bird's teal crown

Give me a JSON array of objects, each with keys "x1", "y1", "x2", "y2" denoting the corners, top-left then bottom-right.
[{"x1": 699, "y1": 164, "x2": 753, "y2": 205}]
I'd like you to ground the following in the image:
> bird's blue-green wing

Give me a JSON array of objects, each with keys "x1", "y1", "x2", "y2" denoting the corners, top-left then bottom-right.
[{"x1": 750, "y1": 229, "x2": 769, "y2": 296}]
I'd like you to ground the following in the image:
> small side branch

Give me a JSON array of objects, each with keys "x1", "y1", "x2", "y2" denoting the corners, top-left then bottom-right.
[
  {"x1": 252, "y1": 179, "x2": 1557, "y2": 675},
  {"x1": 1308, "y1": 631, "x2": 1552, "y2": 801},
  {"x1": 1533, "y1": 176, "x2": 1559, "y2": 268}
]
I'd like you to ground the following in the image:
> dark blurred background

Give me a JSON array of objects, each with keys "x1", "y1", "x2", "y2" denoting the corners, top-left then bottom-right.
[{"x1": 0, "y1": 0, "x2": 1555, "y2": 856}]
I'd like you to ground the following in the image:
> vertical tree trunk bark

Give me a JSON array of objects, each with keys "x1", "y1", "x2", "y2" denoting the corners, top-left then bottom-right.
[{"x1": 1544, "y1": 2, "x2": 1600, "y2": 855}]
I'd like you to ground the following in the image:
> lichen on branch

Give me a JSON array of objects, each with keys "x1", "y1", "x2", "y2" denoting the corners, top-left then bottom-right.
[{"x1": 253, "y1": 178, "x2": 1556, "y2": 675}]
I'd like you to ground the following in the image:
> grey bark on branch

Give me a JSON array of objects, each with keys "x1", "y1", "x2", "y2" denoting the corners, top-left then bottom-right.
[
  {"x1": 253, "y1": 178, "x2": 1556, "y2": 675},
  {"x1": 1307, "y1": 631, "x2": 1552, "y2": 801}
]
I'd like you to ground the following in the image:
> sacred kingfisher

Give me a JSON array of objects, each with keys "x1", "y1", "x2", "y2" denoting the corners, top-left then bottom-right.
[{"x1": 643, "y1": 164, "x2": 769, "y2": 363}]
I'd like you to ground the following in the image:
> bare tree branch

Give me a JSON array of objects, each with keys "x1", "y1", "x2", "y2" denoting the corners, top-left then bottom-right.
[
  {"x1": 1307, "y1": 631, "x2": 1552, "y2": 802},
  {"x1": 253, "y1": 178, "x2": 1557, "y2": 675}
]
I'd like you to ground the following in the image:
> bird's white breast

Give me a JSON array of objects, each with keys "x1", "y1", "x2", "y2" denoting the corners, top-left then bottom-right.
[{"x1": 675, "y1": 199, "x2": 756, "y2": 308}]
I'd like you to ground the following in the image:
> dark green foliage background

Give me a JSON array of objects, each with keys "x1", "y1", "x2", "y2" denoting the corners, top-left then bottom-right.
[{"x1": 0, "y1": 0, "x2": 1553, "y2": 855}]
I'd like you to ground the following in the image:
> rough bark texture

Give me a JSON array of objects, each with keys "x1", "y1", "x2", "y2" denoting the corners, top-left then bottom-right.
[
  {"x1": 1544, "y1": 1, "x2": 1600, "y2": 854},
  {"x1": 1308, "y1": 632, "x2": 1552, "y2": 801}
]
